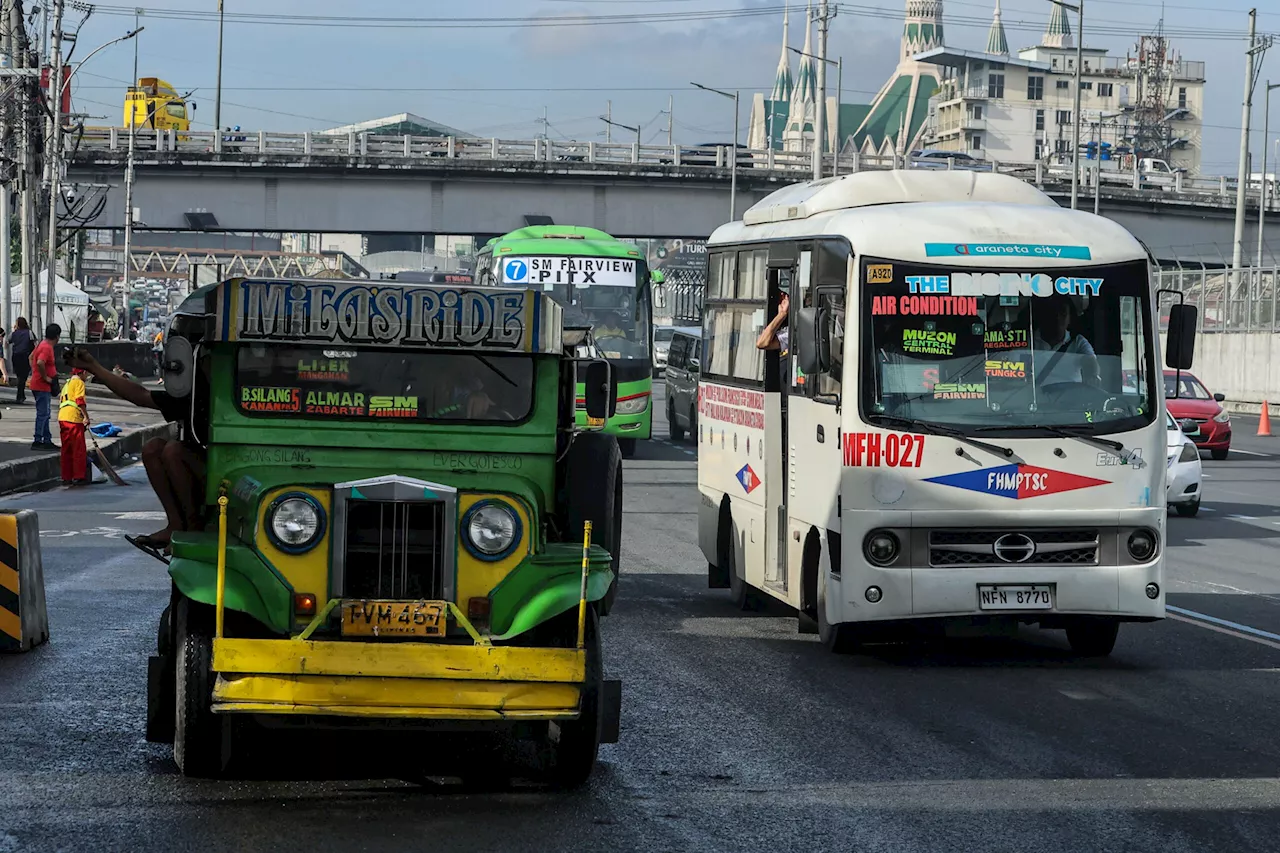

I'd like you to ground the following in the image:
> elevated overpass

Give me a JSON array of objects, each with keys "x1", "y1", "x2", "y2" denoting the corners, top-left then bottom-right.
[{"x1": 65, "y1": 129, "x2": 1274, "y2": 265}]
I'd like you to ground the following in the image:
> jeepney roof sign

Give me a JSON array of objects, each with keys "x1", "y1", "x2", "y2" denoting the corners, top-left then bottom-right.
[{"x1": 211, "y1": 278, "x2": 562, "y2": 353}]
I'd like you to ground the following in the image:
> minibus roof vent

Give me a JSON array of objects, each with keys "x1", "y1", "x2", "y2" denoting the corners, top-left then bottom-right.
[{"x1": 741, "y1": 170, "x2": 1059, "y2": 226}]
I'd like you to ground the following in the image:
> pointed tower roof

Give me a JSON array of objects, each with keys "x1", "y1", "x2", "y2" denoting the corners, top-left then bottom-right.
[
  {"x1": 1044, "y1": 0, "x2": 1073, "y2": 48},
  {"x1": 853, "y1": 0, "x2": 944, "y2": 153},
  {"x1": 771, "y1": 4, "x2": 794, "y2": 103},
  {"x1": 785, "y1": 3, "x2": 816, "y2": 138},
  {"x1": 986, "y1": 0, "x2": 1008, "y2": 56}
]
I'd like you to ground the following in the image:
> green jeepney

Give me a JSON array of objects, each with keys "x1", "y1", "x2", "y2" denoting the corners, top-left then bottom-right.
[{"x1": 146, "y1": 276, "x2": 623, "y2": 786}]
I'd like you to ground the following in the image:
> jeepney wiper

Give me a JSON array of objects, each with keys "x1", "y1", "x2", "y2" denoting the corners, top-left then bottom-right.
[
  {"x1": 475, "y1": 355, "x2": 518, "y2": 387},
  {"x1": 975, "y1": 423, "x2": 1127, "y2": 455},
  {"x1": 874, "y1": 414, "x2": 1015, "y2": 459}
]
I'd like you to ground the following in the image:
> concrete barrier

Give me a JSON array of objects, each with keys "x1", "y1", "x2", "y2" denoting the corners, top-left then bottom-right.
[
  {"x1": 0, "y1": 510, "x2": 48, "y2": 653},
  {"x1": 1161, "y1": 331, "x2": 1280, "y2": 414}
]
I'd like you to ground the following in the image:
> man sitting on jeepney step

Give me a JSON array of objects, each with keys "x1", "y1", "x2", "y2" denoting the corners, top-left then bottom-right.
[{"x1": 68, "y1": 347, "x2": 208, "y2": 552}]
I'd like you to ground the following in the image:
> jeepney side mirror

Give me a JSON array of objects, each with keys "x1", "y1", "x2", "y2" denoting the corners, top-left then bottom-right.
[
  {"x1": 1165, "y1": 303, "x2": 1197, "y2": 370},
  {"x1": 583, "y1": 359, "x2": 616, "y2": 421},
  {"x1": 161, "y1": 335, "x2": 195, "y2": 398},
  {"x1": 793, "y1": 306, "x2": 821, "y2": 376}
]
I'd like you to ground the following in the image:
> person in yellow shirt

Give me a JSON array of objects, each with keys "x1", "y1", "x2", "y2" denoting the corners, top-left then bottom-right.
[{"x1": 58, "y1": 367, "x2": 90, "y2": 486}]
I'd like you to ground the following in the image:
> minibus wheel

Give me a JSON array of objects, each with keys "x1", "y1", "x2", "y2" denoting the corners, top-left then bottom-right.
[
  {"x1": 1065, "y1": 617, "x2": 1120, "y2": 657},
  {"x1": 546, "y1": 609, "x2": 603, "y2": 789},
  {"x1": 817, "y1": 572, "x2": 860, "y2": 654},
  {"x1": 173, "y1": 598, "x2": 232, "y2": 778}
]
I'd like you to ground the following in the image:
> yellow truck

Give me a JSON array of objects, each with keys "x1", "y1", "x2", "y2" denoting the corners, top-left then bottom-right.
[{"x1": 124, "y1": 77, "x2": 193, "y2": 135}]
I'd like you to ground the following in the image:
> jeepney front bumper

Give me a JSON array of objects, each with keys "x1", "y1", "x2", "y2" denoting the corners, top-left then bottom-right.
[{"x1": 211, "y1": 636, "x2": 588, "y2": 721}]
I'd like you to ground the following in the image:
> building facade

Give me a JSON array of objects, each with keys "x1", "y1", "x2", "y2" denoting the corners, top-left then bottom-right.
[{"x1": 917, "y1": 2, "x2": 1206, "y2": 174}]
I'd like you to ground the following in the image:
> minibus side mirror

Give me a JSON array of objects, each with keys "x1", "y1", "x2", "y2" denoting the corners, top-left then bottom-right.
[
  {"x1": 793, "y1": 306, "x2": 821, "y2": 376},
  {"x1": 583, "y1": 360, "x2": 616, "y2": 421},
  {"x1": 1165, "y1": 303, "x2": 1197, "y2": 370}
]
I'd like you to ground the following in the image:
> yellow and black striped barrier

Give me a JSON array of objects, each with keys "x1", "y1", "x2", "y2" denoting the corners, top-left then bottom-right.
[{"x1": 1, "y1": 510, "x2": 49, "y2": 653}]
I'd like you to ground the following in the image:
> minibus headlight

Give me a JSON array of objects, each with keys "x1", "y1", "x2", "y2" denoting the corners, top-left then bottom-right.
[
  {"x1": 864, "y1": 530, "x2": 899, "y2": 566},
  {"x1": 615, "y1": 393, "x2": 650, "y2": 415},
  {"x1": 464, "y1": 501, "x2": 521, "y2": 560},
  {"x1": 267, "y1": 493, "x2": 325, "y2": 553},
  {"x1": 1127, "y1": 528, "x2": 1158, "y2": 561}
]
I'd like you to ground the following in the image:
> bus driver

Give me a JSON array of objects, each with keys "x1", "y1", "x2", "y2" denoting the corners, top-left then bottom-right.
[{"x1": 1031, "y1": 293, "x2": 1099, "y2": 386}]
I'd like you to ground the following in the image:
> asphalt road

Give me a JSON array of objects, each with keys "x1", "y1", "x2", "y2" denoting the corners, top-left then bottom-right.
[{"x1": 1, "y1": 386, "x2": 1278, "y2": 852}]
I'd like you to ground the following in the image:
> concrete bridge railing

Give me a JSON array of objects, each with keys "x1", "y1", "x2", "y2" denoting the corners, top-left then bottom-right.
[{"x1": 71, "y1": 128, "x2": 1276, "y2": 210}]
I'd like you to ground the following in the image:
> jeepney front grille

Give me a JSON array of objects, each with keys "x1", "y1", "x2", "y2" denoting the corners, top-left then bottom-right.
[
  {"x1": 929, "y1": 529, "x2": 1100, "y2": 567},
  {"x1": 343, "y1": 501, "x2": 447, "y2": 599}
]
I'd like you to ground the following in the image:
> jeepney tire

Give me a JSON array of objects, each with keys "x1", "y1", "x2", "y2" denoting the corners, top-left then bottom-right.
[
  {"x1": 817, "y1": 571, "x2": 860, "y2": 655},
  {"x1": 173, "y1": 598, "x2": 232, "y2": 778},
  {"x1": 566, "y1": 433, "x2": 624, "y2": 616},
  {"x1": 1065, "y1": 617, "x2": 1120, "y2": 657},
  {"x1": 668, "y1": 399, "x2": 685, "y2": 441},
  {"x1": 618, "y1": 438, "x2": 638, "y2": 459},
  {"x1": 546, "y1": 608, "x2": 603, "y2": 790}
]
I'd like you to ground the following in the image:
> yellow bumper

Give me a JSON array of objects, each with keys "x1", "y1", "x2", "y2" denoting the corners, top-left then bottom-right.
[{"x1": 211, "y1": 637, "x2": 587, "y2": 721}]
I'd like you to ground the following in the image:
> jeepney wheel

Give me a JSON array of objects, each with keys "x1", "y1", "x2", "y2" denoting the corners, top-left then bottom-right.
[
  {"x1": 817, "y1": 571, "x2": 860, "y2": 654},
  {"x1": 173, "y1": 598, "x2": 232, "y2": 778},
  {"x1": 618, "y1": 438, "x2": 637, "y2": 459},
  {"x1": 546, "y1": 609, "x2": 603, "y2": 790},
  {"x1": 667, "y1": 398, "x2": 685, "y2": 441},
  {"x1": 1065, "y1": 617, "x2": 1120, "y2": 657},
  {"x1": 566, "y1": 433, "x2": 624, "y2": 615}
]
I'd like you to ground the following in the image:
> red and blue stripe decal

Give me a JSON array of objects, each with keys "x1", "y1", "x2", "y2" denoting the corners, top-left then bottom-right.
[{"x1": 924, "y1": 464, "x2": 1108, "y2": 500}]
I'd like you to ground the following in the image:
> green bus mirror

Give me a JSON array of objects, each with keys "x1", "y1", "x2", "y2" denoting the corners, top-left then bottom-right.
[{"x1": 650, "y1": 269, "x2": 666, "y2": 285}]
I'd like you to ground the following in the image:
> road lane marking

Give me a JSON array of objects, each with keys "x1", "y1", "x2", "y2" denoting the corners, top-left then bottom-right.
[
  {"x1": 1221, "y1": 448, "x2": 1271, "y2": 457},
  {"x1": 1167, "y1": 604, "x2": 1280, "y2": 650}
]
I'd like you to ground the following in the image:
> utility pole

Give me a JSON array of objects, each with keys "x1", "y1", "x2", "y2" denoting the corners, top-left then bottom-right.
[
  {"x1": 1, "y1": 0, "x2": 13, "y2": 344},
  {"x1": 1232, "y1": 9, "x2": 1269, "y2": 279},
  {"x1": 123, "y1": 10, "x2": 140, "y2": 338},
  {"x1": 18, "y1": 1, "x2": 35, "y2": 329},
  {"x1": 812, "y1": 1, "x2": 836, "y2": 180},
  {"x1": 45, "y1": 0, "x2": 64, "y2": 319},
  {"x1": 214, "y1": 0, "x2": 225, "y2": 133},
  {"x1": 605, "y1": 100, "x2": 612, "y2": 143},
  {"x1": 667, "y1": 94, "x2": 673, "y2": 146}
]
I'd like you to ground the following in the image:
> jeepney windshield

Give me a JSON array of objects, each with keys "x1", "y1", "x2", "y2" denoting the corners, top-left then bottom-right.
[
  {"x1": 861, "y1": 258, "x2": 1157, "y2": 436},
  {"x1": 235, "y1": 345, "x2": 534, "y2": 423}
]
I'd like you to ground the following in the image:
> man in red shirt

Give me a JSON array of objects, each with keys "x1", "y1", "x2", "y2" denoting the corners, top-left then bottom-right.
[{"x1": 28, "y1": 324, "x2": 61, "y2": 451}]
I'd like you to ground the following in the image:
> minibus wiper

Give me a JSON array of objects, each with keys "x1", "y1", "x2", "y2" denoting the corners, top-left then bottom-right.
[
  {"x1": 976, "y1": 423, "x2": 1126, "y2": 453},
  {"x1": 875, "y1": 415, "x2": 1014, "y2": 459}
]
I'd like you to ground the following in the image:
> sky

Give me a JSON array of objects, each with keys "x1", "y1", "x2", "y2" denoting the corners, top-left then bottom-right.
[{"x1": 51, "y1": 0, "x2": 1280, "y2": 176}]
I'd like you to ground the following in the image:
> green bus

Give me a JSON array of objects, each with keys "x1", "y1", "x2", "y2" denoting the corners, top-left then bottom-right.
[{"x1": 476, "y1": 226, "x2": 658, "y2": 458}]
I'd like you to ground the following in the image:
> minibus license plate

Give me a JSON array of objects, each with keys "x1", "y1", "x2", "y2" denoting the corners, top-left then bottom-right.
[
  {"x1": 341, "y1": 600, "x2": 447, "y2": 637},
  {"x1": 977, "y1": 585, "x2": 1053, "y2": 610}
]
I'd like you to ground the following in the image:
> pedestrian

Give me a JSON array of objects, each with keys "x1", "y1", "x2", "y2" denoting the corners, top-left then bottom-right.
[
  {"x1": 9, "y1": 317, "x2": 34, "y2": 404},
  {"x1": 58, "y1": 366, "x2": 90, "y2": 486},
  {"x1": 0, "y1": 326, "x2": 8, "y2": 392},
  {"x1": 29, "y1": 323, "x2": 61, "y2": 451}
]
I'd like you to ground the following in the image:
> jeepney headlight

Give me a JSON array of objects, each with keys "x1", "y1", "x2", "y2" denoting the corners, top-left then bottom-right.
[
  {"x1": 267, "y1": 493, "x2": 325, "y2": 553},
  {"x1": 615, "y1": 393, "x2": 650, "y2": 415},
  {"x1": 463, "y1": 500, "x2": 521, "y2": 561}
]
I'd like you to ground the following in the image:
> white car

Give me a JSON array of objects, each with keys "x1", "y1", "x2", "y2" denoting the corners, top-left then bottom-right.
[
  {"x1": 1166, "y1": 410, "x2": 1203, "y2": 517},
  {"x1": 653, "y1": 325, "x2": 675, "y2": 373}
]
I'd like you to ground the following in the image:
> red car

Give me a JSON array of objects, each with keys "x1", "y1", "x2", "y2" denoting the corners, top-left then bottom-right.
[{"x1": 1164, "y1": 370, "x2": 1231, "y2": 460}]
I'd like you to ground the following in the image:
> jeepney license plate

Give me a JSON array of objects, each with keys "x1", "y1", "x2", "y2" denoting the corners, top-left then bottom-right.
[
  {"x1": 341, "y1": 600, "x2": 448, "y2": 637},
  {"x1": 977, "y1": 585, "x2": 1053, "y2": 610}
]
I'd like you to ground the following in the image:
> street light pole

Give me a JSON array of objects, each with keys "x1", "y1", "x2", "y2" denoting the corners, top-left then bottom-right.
[
  {"x1": 692, "y1": 82, "x2": 739, "y2": 220},
  {"x1": 1258, "y1": 81, "x2": 1280, "y2": 269},
  {"x1": 1049, "y1": 0, "x2": 1084, "y2": 209},
  {"x1": 215, "y1": 0, "x2": 225, "y2": 133}
]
